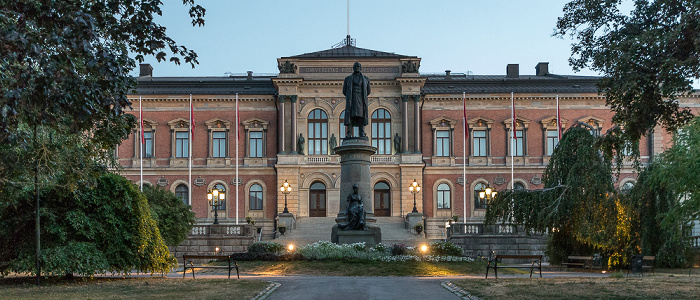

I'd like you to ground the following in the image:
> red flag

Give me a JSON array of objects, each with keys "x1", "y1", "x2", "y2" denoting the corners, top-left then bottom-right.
[
  {"x1": 190, "y1": 96, "x2": 195, "y2": 140},
  {"x1": 511, "y1": 92, "x2": 517, "y2": 141},
  {"x1": 236, "y1": 94, "x2": 240, "y2": 141},
  {"x1": 140, "y1": 98, "x2": 145, "y2": 145},
  {"x1": 463, "y1": 92, "x2": 468, "y2": 140},
  {"x1": 557, "y1": 95, "x2": 562, "y2": 139}
]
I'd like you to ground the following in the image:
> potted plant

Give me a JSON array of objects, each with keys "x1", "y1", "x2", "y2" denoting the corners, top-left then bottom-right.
[
  {"x1": 278, "y1": 222, "x2": 287, "y2": 235},
  {"x1": 452, "y1": 214, "x2": 459, "y2": 223},
  {"x1": 245, "y1": 216, "x2": 253, "y2": 224},
  {"x1": 414, "y1": 223, "x2": 424, "y2": 234}
]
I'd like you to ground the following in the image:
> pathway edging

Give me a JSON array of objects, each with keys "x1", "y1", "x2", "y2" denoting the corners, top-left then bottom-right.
[{"x1": 442, "y1": 281, "x2": 482, "y2": 300}]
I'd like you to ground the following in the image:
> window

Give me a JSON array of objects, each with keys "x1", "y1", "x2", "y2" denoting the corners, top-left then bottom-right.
[
  {"x1": 308, "y1": 109, "x2": 328, "y2": 155},
  {"x1": 175, "y1": 184, "x2": 189, "y2": 205},
  {"x1": 473, "y1": 130, "x2": 487, "y2": 156},
  {"x1": 212, "y1": 131, "x2": 226, "y2": 158},
  {"x1": 249, "y1": 131, "x2": 263, "y2": 157},
  {"x1": 437, "y1": 183, "x2": 451, "y2": 209},
  {"x1": 249, "y1": 184, "x2": 263, "y2": 210},
  {"x1": 371, "y1": 109, "x2": 392, "y2": 154},
  {"x1": 144, "y1": 131, "x2": 153, "y2": 158},
  {"x1": 510, "y1": 130, "x2": 524, "y2": 156},
  {"x1": 175, "y1": 131, "x2": 189, "y2": 158},
  {"x1": 513, "y1": 182, "x2": 525, "y2": 190},
  {"x1": 436, "y1": 130, "x2": 450, "y2": 157},
  {"x1": 213, "y1": 183, "x2": 226, "y2": 210},
  {"x1": 546, "y1": 130, "x2": 559, "y2": 156},
  {"x1": 620, "y1": 181, "x2": 634, "y2": 194},
  {"x1": 578, "y1": 116, "x2": 604, "y2": 137},
  {"x1": 339, "y1": 111, "x2": 359, "y2": 143},
  {"x1": 474, "y1": 182, "x2": 487, "y2": 209}
]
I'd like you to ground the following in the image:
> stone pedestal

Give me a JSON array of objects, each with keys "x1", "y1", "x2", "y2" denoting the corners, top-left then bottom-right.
[
  {"x1": 331, "y1": 224, "x2": 381, "y2": 247},
  {"x1": 278, "y1": 212, "x2": 295, "y2": 232},
  {"x1": 405, "y1": 212, "x2": 424, "y2": 230}
]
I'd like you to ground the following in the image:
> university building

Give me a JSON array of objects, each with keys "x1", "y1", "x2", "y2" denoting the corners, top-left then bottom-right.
[{"x1": 119, "y1": 39, "x2": 698, "y2": 242}]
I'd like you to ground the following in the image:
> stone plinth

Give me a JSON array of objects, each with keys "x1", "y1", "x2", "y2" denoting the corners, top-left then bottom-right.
[
  {"x1": 405, "y1": 212, "x2": 424, "y2": 230},
  {"x1": 333, "y1": 138, "x2": 377, "y2": 223},
  {"x1": 331, "y1": 224, "x2": 381, "y2": 247},
  {"x1": 278, "y1": 212, "x2": 296, "y2": 232}
]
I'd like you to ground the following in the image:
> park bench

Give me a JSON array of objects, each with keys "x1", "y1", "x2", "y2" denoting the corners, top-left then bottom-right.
[
  {"x1": 627, "y1": 255, "x2": 655, "y2": 276},
  {"x1": 561, "y1": 256, "x2": 594, "y2": 270},
  {"x1": 485, "y1": 254, "x2": 542, "y2": 279},
  {"x1": 182, "y1": 254, "x2": 239, "y2": 279}
]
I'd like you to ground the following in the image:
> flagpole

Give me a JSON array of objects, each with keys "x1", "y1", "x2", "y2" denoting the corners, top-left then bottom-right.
[
  {"x1": 511, "y1": 92, "x2": 514, "y2": 189},
  {"x1": 189, "y1": 95, "x2": 192, "y2": 209},
  {"x1": 557, "y1": 95, "x2": 561, "y2": 140},
  {"x1": 235, "y1": 93, "x2": 239, "y2": 225},
  {"x1": 462, "y1": 92, "x2": 467, "y2": 221},
  {"x1": 140, "y1": 96, "x2": 143, "y2": 192}
]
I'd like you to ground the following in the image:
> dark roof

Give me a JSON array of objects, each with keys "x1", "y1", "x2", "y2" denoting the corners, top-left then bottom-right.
[
  {"x1": 285, "y1": 45, "x2": 416, "y2": 59},
  {"x1": 422, "y1": 74, "x2": 600, "y2": 94},
  {"x1": 131, "y1": 76, "x2": 277, "y2": 95}
]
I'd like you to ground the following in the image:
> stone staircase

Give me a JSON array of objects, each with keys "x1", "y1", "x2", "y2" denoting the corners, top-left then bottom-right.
[{"x1": 268, "y1": 216, "x2": 430, "y2": 247}]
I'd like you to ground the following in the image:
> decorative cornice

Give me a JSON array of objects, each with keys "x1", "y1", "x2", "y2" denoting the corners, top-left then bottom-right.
[
  {"x1": 423, "y1": 95, "x2": 606, "y2": 102},
  {"x1": 128, "y1": 96, "x2": 275, "y2": 102}
]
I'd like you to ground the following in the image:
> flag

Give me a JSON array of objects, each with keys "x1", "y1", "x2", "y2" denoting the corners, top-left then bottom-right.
[
  {"x1": 556, "y1": 95, "x2": 562, "y2": 139},
  {"x1": 511, "y1": 92, "x2": 517, "y2": 141},
  {"x1": 190, "y1": 95, "x2": 195, "y2": 140},
  {"x1": 463, "y1": 92, "x2": 468, "y2": 141},
  {"x1": 140, "y1": 97, "x2": 145, "y2": 145}
]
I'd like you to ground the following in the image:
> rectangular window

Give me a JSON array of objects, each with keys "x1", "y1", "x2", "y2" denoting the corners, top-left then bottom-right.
[
  {"x1": 473, "y1": 130, "x2": 487, "y2": 156},
  {"x1": 212, "y1": 131, "x2": 226, "y2": 158},
  {"x1": 546, "y1": 130, "x2": 559, "y2": 156},
  {"x1": 175, "y1": 131, "x2": 189, "y2": 158},
  {"x1": 436, "y1": 130, "x2": 450, "y2": 157},
  {"x1": 308, "y1": 122, "x2": 328, "y2": 155},
  {"x1": 510, "y1": 130, "x2": 524, "y2": 156},
  {"x1": 249, "y1": 131, "x2": 263, "y2": 158},
  {"x1": 144, "y1": 132, "x2": 153, "y2": 158}
]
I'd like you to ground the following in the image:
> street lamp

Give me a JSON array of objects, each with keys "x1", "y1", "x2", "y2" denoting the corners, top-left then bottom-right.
[
  {"x1": 409, "y1": 179, "x2": 421, "y2": 213},
  {"x1": 208, "y1": 188, "x2": 225, "y2": 224},
  {"x1": 280, "y1": 179, "x2": 292, "y2": 213},
  {"x1": 478, "y1": 184, "x2": 497, "y2": 207}
]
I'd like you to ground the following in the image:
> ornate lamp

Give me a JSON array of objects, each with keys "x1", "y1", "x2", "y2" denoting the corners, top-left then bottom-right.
[
  {"x1": 280, "y1": 180, "x2": 292, "y2": 213},
  {"x1": 409, "y1": 179, "x2": 421, "y2": 213},
  {"x1": 208, "y1": 188, "x2": 225, "y2": 225},
  {"x1": 478, "y1": 184, "x2": 497, "y2": 207}
]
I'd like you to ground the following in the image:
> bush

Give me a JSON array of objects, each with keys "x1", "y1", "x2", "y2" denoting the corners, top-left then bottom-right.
[
  {"x1": 142, "y1": 185, "x2": 196, "y2": 246},
  {"x1": 390, "y1": 244, "x2": 410, "y2": 256},
  {"x1": 248, "y1": 242, "x2": 284, "y2": 258},
  {"x1": 429, "y1": 241, "x2": 463, "y2": 256}
]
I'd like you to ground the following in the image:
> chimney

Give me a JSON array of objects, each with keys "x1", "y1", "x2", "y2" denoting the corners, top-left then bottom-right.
[
  {"x1": 506, "y1": 64, "x2": 519, "y2": 78},
  {"x1": 536, "y1": 62, "x2": 549, "y2": 76},
  {"x1": 445, "y1": 70, "x2": 452, "y2": 79},
  {"x1": 139, "y1": 63, "x2": 153, "y2": 77},
  {"x1": 247, "y1": 71, "x2": 253, "y2": 81}
]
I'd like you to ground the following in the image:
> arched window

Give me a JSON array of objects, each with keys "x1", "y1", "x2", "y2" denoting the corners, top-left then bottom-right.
[
  {"x1": 175, "y1": 184, "x2": 189, "y2": 205},
  {"x1": 308, "y1": 109, "x2": 328, "y2": 155},
  {"x1": 339, "y1": 111, "x2": 359, "y2": 143},
  {"x1": 309, "y1": 182, "x2": 326, "y2": 217},
  {"x1": 437, "y1": 183, "x2": 451, "y2": 209},
  {"x1": 474, "y1": 182, "x2": 487, "y2": 210},
  {"x1": 371, "y1": 109, "x2": 391, "y2": 154},
  {"x1": 513, "y1": 182, "x2": 525, "y2": 190},
  {"x1": 213, "y1": 183, "x2": 226, "y2": 210},
  {"x1": 374, "y1": 181, "x2": 391, "y2": 216},
  {"x1": 620, "y1": 181, "x2": 634, "y2": 195},
  {"x1": 249, "y1": 184, "x2": 263, "y2": 210}
]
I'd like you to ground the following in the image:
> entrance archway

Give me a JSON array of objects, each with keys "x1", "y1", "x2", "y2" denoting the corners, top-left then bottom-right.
[
  {"x1": 374, "y1": 181, "x2": 391, "y2": 216},
  {"x1": 309, "y1": 181, "x2": 327, "y2": 217}
]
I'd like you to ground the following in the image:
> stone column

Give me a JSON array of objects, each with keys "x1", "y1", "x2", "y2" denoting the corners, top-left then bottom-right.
[
  {"x1": 278, "y1": 95, "x2": 286, "y2": 154},
  {"x1": 413, "y1": 95, "x2": 421, "y2": 153},
  {"x1": 401, "y1": 95, "x2": 409, "y2": 153},
  {"x1": 334, "y1": 138, "x2": 377, "y2": 220},
  {"x1": 290, "y1": 95, "x2": 298, "y2": 154}
]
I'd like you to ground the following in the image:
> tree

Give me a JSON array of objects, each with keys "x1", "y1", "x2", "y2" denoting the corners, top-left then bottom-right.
[
  {"x1": 0, "y1": 172, "x2": 175, "y2": 276},
  {"x1": 556, "y1": 0, "x2": 696, "y2": 155},
  {"x1": 142, "y1": 185, "x2": 196, "y2": 246}
]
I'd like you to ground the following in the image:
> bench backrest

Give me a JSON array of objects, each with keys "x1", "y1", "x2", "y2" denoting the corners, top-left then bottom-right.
[
  {"x1": 642, "y1": 256, "x2": 655, "y2": 261},
  {"x1": 183, "y1": 255, "x2": 231, "y2": 260},
  {"x1": 495, "y1": 255, "x2": 542, "y2": 260},
  {"x1": 568, "y1": 256, "x2": 593, "y2": 260}
]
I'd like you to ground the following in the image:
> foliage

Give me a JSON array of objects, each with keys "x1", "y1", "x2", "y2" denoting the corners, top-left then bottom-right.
[
  {"x1": 413, "y1": 223, "x2": 423, "y2": 232},
  {"x1": 0, "y1": 172, "x2": 175, "y2": 276},
  {"x1": 390, "y1": 243, "x2": 410, "y2": 256},
  {"x1": 555, "y1": 0, "x2": 696, "y2": 157},
  {"x1": 142, "y1": 185, "x2": 195, "y2": 246},
  {"x1": 428, "y1": 241, "x2": 462, "y2": 257},
  {"x1": 247, "y1": 242, "x2": 284, "y2": 259}
]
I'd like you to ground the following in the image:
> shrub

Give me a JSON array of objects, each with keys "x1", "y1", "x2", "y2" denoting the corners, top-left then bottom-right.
[
  {"x1": 390, "y1": 244, "x2": 410, "y2": 256},
  {"x1": 248, "y1": 242, "x2": 284, "y2": 258},
  {"x1": 142, "y1": 185, "x2": 196, "y2": 246},
  {"x1": 429, "y1": 241, "x2": 463, "y2": 256}
]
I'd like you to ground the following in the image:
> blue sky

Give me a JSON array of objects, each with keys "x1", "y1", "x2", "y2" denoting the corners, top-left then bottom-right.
[{"x1": 138, "y1": 0, "x2": 598, "y2": 78}]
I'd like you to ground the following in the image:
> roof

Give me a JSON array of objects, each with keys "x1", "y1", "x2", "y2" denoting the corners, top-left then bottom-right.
[
  {"x1": 422, "y1": 74, "x2": 600, "y2": 94},
  {"x1": 284, "y1": 45, "x2": 416, "y2": 59},
  {"x1": 131, "y1": 76, "x2": 277, "y2": 95}
]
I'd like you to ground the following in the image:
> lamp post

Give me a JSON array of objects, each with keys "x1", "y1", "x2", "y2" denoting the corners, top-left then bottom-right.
[
  {"x1": 409, "y1": 179, "x2": 421, "y2": 213},
  {"x1": 208, "y1": 188, "x2": 225, "y2": 225},
  {"x1": 478, "y1": 184, "x2": 497, "y2": 207},
  {"x1": 280, "y1": 179, "x2": 292, "y2": 214}
]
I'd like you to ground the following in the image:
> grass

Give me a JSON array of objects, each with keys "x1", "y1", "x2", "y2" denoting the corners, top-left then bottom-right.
[
  {"x1": 451, "y1": 273, "x2": 700, "y2": 300},
  {"x1": 0, "y1": 276, "x2": 270, "y2": 300}
]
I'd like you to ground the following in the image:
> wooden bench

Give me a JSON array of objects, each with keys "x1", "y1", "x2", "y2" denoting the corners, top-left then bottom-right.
[
  {"x1": 628, "y1": 255, "x2": 655, "y2": 276},
  {"x1": 182, "y1": 255, "x2": 239, "y2": 279},
  {"x1": 561, "y1": 256, "x2": 593, "y2": 270},
  {"x1": 485, "y1": 254, "x2": 542, "y2": 279}
]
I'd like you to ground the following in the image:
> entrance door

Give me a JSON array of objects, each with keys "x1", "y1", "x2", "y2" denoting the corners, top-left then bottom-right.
[
  {"x1": 374, "y1": 182, "x2": 391, "y2": 216},
  {"x1": 309, "y1": 182, "x2": 326, "y2": 217}
]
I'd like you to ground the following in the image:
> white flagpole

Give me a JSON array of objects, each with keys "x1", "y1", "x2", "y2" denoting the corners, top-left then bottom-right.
[
  {"x1": 235, "y1": 93, "x2": 239, "y2": 225},
  {"x1": 462, "y1": 92, "x2": 466, "y2": 221},
  {"x1": 189, "y1": 95, "x2": 192, "y2": 208},
  {"x1": 556, "y1": 95, "x2": 561, "y2": 140},
  {"x1": 511, "y1": 92, "x2": 514, "y2": 188},
  {"x1": 140, "y1": 96, "x2": 143, "y2": 192}
]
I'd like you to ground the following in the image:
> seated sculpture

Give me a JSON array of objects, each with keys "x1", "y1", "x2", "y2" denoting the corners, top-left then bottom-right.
[{"x1": 338, "y1": 184, "x2": 366, "y2": 231}]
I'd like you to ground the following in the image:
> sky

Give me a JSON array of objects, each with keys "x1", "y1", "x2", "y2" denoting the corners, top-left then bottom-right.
[{"x1": 137, "y1": 0, "x2": 600, "y2": 78}]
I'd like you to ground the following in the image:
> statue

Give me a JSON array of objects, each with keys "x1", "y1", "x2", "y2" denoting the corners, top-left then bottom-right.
[
  {"x1": 329, "y1": 134, "x2": 337, "y2": 154},
  {"x1": 393, "y1": 133, "x2": 401, "y2": 154},
  {"x1": 297, "y1": 133, "x2": 305, "y2": 155},
  {"x1": 342, "y1": 62, "x2": 371, "y2": 138},
  {"x1": 338, "y1": 184, "x2": 366, "y2": 231}
]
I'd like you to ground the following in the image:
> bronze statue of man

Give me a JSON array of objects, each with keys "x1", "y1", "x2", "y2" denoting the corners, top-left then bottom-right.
[{"x1": 342, "y1": 62, "x2": 371, "y2": 138}]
